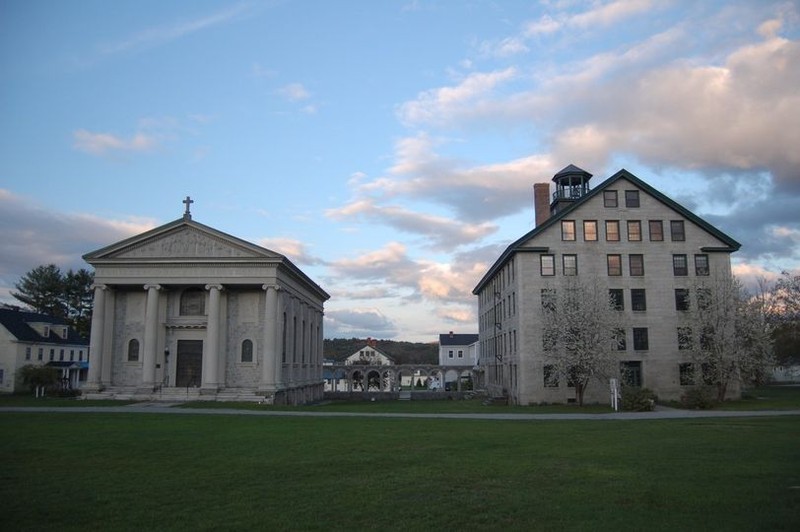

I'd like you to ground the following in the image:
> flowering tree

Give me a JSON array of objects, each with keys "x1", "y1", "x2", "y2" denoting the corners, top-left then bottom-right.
[
  {"x1": 540, "y1": 278, "x2": 625, "y2": 406},
  {"x1": 681, "y1": 272, "x2": 774, "y2": 401}
]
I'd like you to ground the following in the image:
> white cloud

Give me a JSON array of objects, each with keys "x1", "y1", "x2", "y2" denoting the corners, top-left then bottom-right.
[
  {"x1": 73, "y1": 129, "x2": 158, "y2": 156},
  {"x1": 0, "y1": 190, "x2": 157, "y2": 304},
  {"x1": 277, "y1": 83, "x2": 312, "y2": 102},
  {"x1": 97, "y1": 3, "x2": 255, "y2": 57},
  {"x1": 257, "y1": 237, "x2": 325, "y2": 266}
]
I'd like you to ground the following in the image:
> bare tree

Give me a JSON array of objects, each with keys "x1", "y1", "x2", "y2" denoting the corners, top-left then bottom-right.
[
  {"x1": 540, "y1": 278, "x2": 625, "y2": 406},
  {"x1": 681, "y1": 272, "x2": 774, "y2": 401}
]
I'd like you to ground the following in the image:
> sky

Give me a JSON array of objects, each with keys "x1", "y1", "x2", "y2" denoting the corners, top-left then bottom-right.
[{"x1": 1, "y1": 0, "x2": 799, "y2": 342}]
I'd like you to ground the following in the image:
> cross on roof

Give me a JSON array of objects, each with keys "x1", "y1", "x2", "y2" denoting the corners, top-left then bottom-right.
[{"x1": 183, "y1": 196, "x2": 194, "y2": 219}]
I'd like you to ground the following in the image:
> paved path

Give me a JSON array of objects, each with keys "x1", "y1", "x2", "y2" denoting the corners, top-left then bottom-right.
[{"x1": 2, "y1": 404, "x2": 800, "y2": 421}]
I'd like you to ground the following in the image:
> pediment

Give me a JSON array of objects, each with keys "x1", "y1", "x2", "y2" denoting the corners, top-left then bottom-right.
[{"x1": 102, "y1": 225, "x2": 276, "y2": 260}]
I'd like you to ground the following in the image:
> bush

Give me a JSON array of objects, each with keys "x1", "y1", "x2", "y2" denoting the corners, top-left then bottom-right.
[
  {"x1": 621, "y1": 387, "x2": 657, "y2": 411},
  {"x1": 681, "y1": 386, "x2": 718, "y2": 409}
]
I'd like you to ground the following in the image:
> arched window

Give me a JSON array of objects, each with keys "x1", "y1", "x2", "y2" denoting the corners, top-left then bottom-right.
[
  {"x1": 241, "y1": 339, "x2": 253, "y2": 363},
  {"x1": 127, "y1": 339, "x2": 140, "y2": 362},
  {"x1": 180, "y1": 288, "x2": 205, "y2": 316}
]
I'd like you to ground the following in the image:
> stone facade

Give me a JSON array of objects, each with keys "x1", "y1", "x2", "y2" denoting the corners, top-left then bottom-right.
[
  {"x1": 82, "y1": 211, "x2": 329, "y2": 404},
  {"x1": 473, "y1": 167, "x2": 741, "y2": 405}
]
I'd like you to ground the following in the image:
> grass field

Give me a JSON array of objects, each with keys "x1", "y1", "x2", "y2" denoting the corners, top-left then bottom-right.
[{"x1": 2, "y1": 412, "x2": 799, "y2": 531}]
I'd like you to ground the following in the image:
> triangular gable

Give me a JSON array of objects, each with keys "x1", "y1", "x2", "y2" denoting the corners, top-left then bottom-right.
[
  {"x1": 83, "y1": 218, "x2": 284, "y2": 262},
  {"x1": 473, "y1": 168, "x2": 741, "y2": 294}
]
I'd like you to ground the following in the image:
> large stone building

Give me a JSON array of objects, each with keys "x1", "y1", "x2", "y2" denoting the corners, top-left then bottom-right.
[
  {"x1": 473, "y1": 166, "x2": 741, "y2": 405},
  {"x1": 82, "y1": 201, "x2": 329, "y2": 404}
]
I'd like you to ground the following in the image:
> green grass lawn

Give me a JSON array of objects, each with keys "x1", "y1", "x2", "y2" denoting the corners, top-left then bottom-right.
[{"x1": 2, "y1": 412, "x2": 798, "y2": 531}]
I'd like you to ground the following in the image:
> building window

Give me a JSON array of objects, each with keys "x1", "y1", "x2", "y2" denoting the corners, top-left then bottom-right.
[
  {"x1": 458, "y1": 350, "x2": 464, "y2": 359},
  {"x1": 543, "y1": 365, "x2": 559, "y2": 387},
  {"x1": 695, "y1": 254, "x2": 709, "y2": 276},
  {"x1": 540, "y1": 255, "x2": 555, "y2": 276},
  {"x1": 563, "y1": 254, "x2": 578, "y2": 276},
  {"x1": 37, "y1": 348, "x2": 43, "y2": 361},
  {"x1": 70, "y1": 350, "x2": 74, "y2": 361},
  {"x1": 673, "y1": 254, "x2": 688, "y2": 276},
  {"x1": 697, "y1": 288, "x2": 712, "y2": 311},
  {"x1": 679, "y1": 363, "x2": 696, "y2": 385},
  {"x1": 677, "y1": 327, "x2": 693, "y2": 350},
  {"x1": 633, "y1": 328, "x2": 649, "y2": 351},
  {"x1": 614, "y1": 329, "x2": 627, "y2": 351},
  {"x1": 631, "y1": 289, "x2": 646, "y2": 311},
  {"x1": 0, "y1": 369, "x2": 3, "y2": 384},
  {"x1": 79, "y1": 350, "x2": 83, "y2": 361},
  {"x1": 627, "y1": 221, "x2": 642, "y2": 241},
  {"x1": 675, "y1": 289, "x2": 690, "y2": 311},
  {"x1": 603, "y1": 190, "x2": 618, "y2": 207},
  {"x1": 620, "y1": 361, "x2": 642, "y2": 387},
  {"x1": 448, "y1": 350, "x2": 454, "y2": 359},
  {"x1": 25, "y1": 347, "x2": 31, "y2": 360},
  {"x1": 59, "y1": 349, "x2": 64, "y2": 361},
  {"x1": 649, "y1": 220, "x2": 664, "y2": 241},
  {"x1": 541, "y1": 289, "x2": 557, "y2": 311},
  {"x1": 670, "y1": 220, "x2": 685, "y2": 241},
  {"x1": 607, "y1": 255, "x2": 622, "y2": 276},
  {"x1": 241, "y1": 339, "x2": 253, "y2": 363},
  {"x1": 127, "y1": 339, "x2": 140, "y2": 362},
  {"x1": 49, "y1": 349, "x2": 54, "y2": 361},
  {"x1": 609, "y1": 289, "x2": 624, "y2": 310},
  {"x1": 605, "y1": 220, "x2": 620, "y2": 241},
  {"x1": 625, "y1": 190, "x2": 640, "y2": 208},
  {"x1": 629, "y1": 254, "x2": 644, "y2": 276},
  {"x1": 561, "y1": 220, "x2": 576, "y2": 241},
  {"x1": 180, "y1": 288, "x2": 206, "y2": 316},
  {"x1": 583, "y1": 220, "x2": 598, "y2": 241}
]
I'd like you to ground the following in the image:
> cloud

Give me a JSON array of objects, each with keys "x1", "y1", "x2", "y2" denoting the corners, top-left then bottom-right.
[
  {"x1": 277, "y1": 83, "x2": 312, "y2": 102},
  {"x1": 257, "y1": 237, "x2": 325, "y2": 266},
  {"x1": 73, "y1": 129, "x2": 158, "y2": 156},
  {"x1": 324, "y1": 308, "x2": 398, "y2": 339},
  {"x1": 96, "y1": 3, "x2": 255, "y2": 58},
  {"x1": 397, "y1": 68, "x2": 518, "y2": 127},
  {"x1": 0, "y1": 190, "x2": 157, "y2": 304},
  {"x1": 326, "y1": 198, "x2": 497, "y2": 250}
]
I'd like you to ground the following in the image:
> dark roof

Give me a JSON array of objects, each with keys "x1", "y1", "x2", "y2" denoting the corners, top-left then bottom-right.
[
  {"x1": 473, "y1": 168, "x2": 741, "y2": 294},
  {"x1": 553, "y1": 164, "x2": 592, "y2": 180},
  {"x1": 439, "y1": 333, "x2": 479, "y2": 346},
  {"x1": 0, "y1": 308, "x2": 88, "y2": 345}
]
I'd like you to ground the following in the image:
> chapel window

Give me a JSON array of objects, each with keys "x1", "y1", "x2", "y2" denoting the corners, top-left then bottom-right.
[
  {"x1": 241, "y1": 339, "x2": 253, "y2": 363},
  {"x1": 603, "y1": 190, "x2": 618, "y2": 208},
  {"x1": 695, "y1": 254, "x2": 710, "y2": 276},
  {"x1": 583, "y1": 220, "x2": 598, "y2": 241},
  {"x1": 625, "y1": 190, "x2": 640, "y2": 208},
  {"x1": 180, "y1": 288, "x2": 206, "y2": 316},
  {"x1": 605, "y1": 220, "x2": 620, "y2": 241},
  {"x1": 127, "y1": 339, "x2": 140, "y2": 362},
  {"x1": 670, "y1": 220, "x2": 686, "y2": 241},
  {"x1": 561, "y1": 220, "x2": 576, "y2": 241},
  {"x1": 627, "y1": 221, "x2": 642, "y2": 241},
  {"x1": 540, "y1": 255, "x2": 555, "y2": 276},
  {"x1": 649, "y1": 220, "x2": 664, "y2": 241}
]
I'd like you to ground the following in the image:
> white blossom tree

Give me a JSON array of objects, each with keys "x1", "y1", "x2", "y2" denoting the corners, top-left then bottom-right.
[
  {"x1": 540, "y1": 278, "x2": 625, "y2": 406},
  {"x1": 681, "y1": 272, "x2": 774, "y2": 401}
]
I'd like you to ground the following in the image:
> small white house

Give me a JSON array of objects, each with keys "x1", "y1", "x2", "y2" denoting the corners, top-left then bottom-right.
[
  {"x1": 438, "y1": 332, "x2": 479, "y2": 367},
  {"x1": 0, "y1": 305, "x2": 90, "y2": 393},
  {"x1": 344, "y1": 340, "x2": 395, "y2": 366}
]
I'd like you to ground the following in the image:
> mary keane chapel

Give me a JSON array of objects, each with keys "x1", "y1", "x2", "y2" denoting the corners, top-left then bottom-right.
[{"x1": 82, "y1": 200, "x2": 329, "y2": 404}]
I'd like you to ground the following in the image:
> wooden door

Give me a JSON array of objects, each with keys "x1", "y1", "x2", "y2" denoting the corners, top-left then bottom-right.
[{"x1": 175, "y1": 340, "x2": 203, "y2": 387}]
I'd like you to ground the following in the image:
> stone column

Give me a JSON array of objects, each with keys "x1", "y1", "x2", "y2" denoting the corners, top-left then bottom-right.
[
  {"x1": 203, "y1": 284, "x2": 223, "y2": 392},
  {"x1": 142, "y1": 284, "x2": 161, "y2": 389},
  {"x1": 85, "y1": 284, "x2": 107, "y2": 391},
  {"x1": 260, "y1": 284, "x2": 279, "y2": 392}
]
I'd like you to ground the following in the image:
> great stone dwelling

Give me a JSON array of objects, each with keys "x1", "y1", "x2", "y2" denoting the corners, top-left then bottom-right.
[
  {"x1": 82, "y1": 200, "x2": 329, "y2": 404},
  {"x1": 473, "y1": 165, "x2": 741, "y2": 405},
  {"x1": 0, "y1": 305, "x2": 89, "y2": 393}
]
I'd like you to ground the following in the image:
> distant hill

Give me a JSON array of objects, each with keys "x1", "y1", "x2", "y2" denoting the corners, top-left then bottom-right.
[{"x1": 324, "y1": 338, "x2": 438, "y2": 365}]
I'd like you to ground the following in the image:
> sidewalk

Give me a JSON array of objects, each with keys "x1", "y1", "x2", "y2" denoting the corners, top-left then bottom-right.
[{"x1": 2, "y1": 404, "x2": 800, "y2": 421}]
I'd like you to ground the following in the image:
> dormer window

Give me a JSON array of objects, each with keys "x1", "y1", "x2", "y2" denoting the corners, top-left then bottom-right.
[
  {"x1": 62, "y1": 327, "x2": 68, "y2": 339},
  {"x1": 43, "y1": 325, "x2": 50, "y2": 338}
]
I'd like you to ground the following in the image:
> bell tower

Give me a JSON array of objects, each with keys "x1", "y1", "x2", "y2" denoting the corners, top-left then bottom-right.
[{"x1": 550, "y1": 164, "x2": 592, "y2": 216}]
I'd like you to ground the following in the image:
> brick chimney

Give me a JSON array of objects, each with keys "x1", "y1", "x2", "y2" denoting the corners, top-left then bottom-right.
[{"x1": 534, "y1": 183, "x2": 550, "y2": 227}]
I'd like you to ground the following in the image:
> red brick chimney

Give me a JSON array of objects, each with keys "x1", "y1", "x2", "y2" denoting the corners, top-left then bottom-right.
[{"x1": 534, "y1": 183, "x2": 550, "y2": 227}]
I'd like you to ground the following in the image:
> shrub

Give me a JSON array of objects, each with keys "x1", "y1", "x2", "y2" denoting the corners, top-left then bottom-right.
[
  {"x1": 681, "y1": 386, "x2": 718, "y2": 409},
  {"x1": 621, "y1": 387, "x2": 657, "y2": 411}
]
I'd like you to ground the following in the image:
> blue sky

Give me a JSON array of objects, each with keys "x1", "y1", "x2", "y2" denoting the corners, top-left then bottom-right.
[{"x1": 1, "y1": 0, "x2": 799, "y2": 341}]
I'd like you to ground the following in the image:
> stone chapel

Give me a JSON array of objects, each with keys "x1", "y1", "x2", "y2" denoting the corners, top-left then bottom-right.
[{"x1": 82, "y1": 199, "x2": 329, "y2": 404}]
